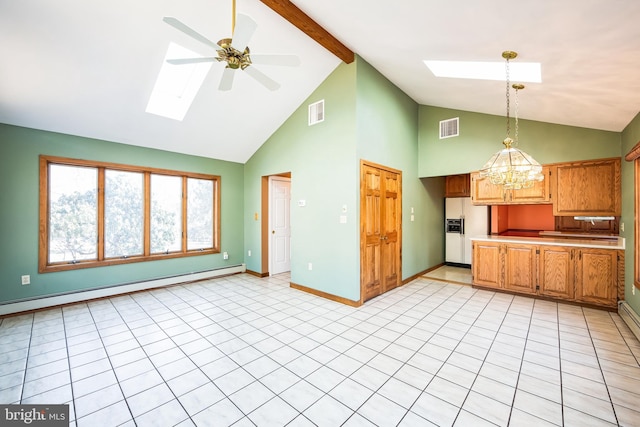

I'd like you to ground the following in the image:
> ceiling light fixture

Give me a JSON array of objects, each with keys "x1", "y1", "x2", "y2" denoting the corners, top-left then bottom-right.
[{"x1": 479, "y1": 51, "x2": 544, "y2": 190}]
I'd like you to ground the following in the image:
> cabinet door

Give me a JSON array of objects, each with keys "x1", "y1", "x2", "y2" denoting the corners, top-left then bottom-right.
[
  {"x1": 553, "y1": 158, "x2": 621, "y2": 216},
  {"x1": 472, "y1": 241, "x2": 502, "y2": 288},
  {"x1": 575, "y1": 248, "x2": 617, "y2": 307},
  {"x1": 509, "y1": 167, "x2": 551, "y2": 203},
  {"x1": 470, "y1": 172, "x2": 505, "y2": 205},
  {"x1": 445, "y1": 174, "x2": 470, "y2": 197},
  {"x1": 504, "y1": 244, "x2": 537, "y2": 294},
  {"x1": 539, "y1": 246, "x2": 575, "y2": 300}
]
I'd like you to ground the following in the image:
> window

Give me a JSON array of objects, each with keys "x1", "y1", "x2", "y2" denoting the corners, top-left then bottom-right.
[{"x1": 39, "y1": 156, "x2": 220, "y2": 272}]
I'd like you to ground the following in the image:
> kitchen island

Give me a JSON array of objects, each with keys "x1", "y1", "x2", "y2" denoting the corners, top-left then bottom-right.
[{"x1": 470, "y1": 234, "x2": 624, "y2": 309}]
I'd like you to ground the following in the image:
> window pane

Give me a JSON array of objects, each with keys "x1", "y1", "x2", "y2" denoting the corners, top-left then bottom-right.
[
  {"x1": 48, "y1": 164, "x2": 98, "y2": 263},
  {"x1": 151, "y1": 174, "x2": 182, "y2": 253},
  {"x1": 187, "y1": 178, "x2": 213, "y2": 250},
  {"x1": 105, "y1": 170, "x2": 144, "y2": 258}
]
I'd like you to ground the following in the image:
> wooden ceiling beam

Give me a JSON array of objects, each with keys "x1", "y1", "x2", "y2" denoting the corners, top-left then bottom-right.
[{"x1": 259, "y1": 0, "x2": 354, "y2": 64}]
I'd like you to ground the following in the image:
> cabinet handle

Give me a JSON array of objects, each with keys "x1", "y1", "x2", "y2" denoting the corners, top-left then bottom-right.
[{"x1": 571, "y1": 250, "x2": 574, "y2": 260}]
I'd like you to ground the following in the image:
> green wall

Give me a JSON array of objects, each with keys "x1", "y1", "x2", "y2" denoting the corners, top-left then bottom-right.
[
  {"x1": 0, "y1": 124, "x2": 244, "y2": 304},
  {"x1": 244, "y1": 61, "x2": 359, "y2": 300},
  {"x1": 244, "y1": 57, "x2": 444, "y2": 302},
  {"x1": 621, "y1": 111, "x2": 640, "y2": 316},
  {"x1": 419, "y1": 106, "x2": 621, "y2": 177},
  {"x1": 355, "y1": 59, "x2": 444, "y2": 278}
]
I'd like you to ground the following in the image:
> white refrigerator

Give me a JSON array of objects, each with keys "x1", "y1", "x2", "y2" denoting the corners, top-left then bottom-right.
[{"x1": 445, "y1": 197, "x2": 489, "y2": 265}]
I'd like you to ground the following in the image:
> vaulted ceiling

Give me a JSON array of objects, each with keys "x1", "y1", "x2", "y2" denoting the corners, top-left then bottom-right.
[{"x1": 2, "y1": 0, "x2": 640, "y2": 163}]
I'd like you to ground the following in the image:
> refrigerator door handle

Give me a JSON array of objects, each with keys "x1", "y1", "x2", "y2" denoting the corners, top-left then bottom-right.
[{"x1": 460, "y1": 218, "x2": 465, "y2": 235}]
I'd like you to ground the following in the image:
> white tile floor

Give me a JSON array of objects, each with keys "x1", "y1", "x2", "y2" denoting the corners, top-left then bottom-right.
[
  {"x1": 423, "y1": 266, "x2": 472, "y2": 285},
  {"x1": 1, "y1": 273, "x2": 640, "y2": 426}
]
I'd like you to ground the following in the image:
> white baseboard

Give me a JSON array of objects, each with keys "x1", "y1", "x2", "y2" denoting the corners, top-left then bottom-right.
[
  {"x1": 0, "y1": 264, "x2": 246, "y2": 316},
  {"x1": 618, "y1": 300, "x2": 640, "y2": 342}
]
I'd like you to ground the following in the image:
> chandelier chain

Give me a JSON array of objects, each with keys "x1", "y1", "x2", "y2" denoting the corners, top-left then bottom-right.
[
  {"x1": 514, "y1": 85, "x2": 519, "y2": 146},
  {"x1": 505, "y1": 57, "x2": 511, "y2": 139}
]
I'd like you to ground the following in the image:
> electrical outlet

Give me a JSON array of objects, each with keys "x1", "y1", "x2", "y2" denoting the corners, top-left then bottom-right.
[
  {"x1": 308, "y1": 262, "x2": 313, "y2": 271},
  {"x1": 633, "y1": 286, "x2": 635, "y2": 296},
  {"x1": 248, "y1": 250, "x2": 252, "y2": 256},
  {"x1": 223, "y1": 252, "x2": 229, "y2": 260},
  {"x1": 621, "y1": 222, "x2": 625, "y2": 232},
  {"x1": 21, "y1": 275, "x2": 30, "y2": 285}
]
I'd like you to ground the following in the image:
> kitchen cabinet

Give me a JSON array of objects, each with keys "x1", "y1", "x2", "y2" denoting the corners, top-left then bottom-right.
[
  {"x1": 575, "y1": 248, "x2": 618, "y2": 307},
  {"x1": 471, "y1": 241, "x2": 501, "y2": 288},
  {"x1": 503, "y1": 244, "x2": 537, "y2": 294},
  {"x1": 471, "y1": 241, "x2": 536, "y2": 294},
  {"x1": 472, "y1": 238, "x2": 621, "y2": 309},
  {"x1": 552, "y1": 158, "x2": 621, "y2": 216},
  {"x1": 445, "y1": 174, "x2": 470, "y2": 197},
  {"x1": 470, "y1": 167, "x2": 551, "y2": 205},
  {"x1": 539, "y1": 246, "x2": 575, "y2": 300}
]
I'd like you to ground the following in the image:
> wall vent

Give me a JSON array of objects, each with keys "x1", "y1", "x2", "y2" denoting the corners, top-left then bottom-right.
[
  {"x1": 439, "y1": 117, "x2": 459, "y2": 139},
  {"x1": 308, "y1": 100, "x2": 324, "y2": 126}
]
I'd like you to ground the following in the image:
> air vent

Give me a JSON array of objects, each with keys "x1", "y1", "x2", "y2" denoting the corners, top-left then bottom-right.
[
  {"x1": 439, "y1": 117, "x2": 459, "y2": 139},
  {"x1": 308, "y1": 100, "x2": 324, "y2": 126}
]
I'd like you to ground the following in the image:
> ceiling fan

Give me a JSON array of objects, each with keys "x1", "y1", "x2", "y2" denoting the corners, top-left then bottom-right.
[{"x1": 162, "y1": 2, "x2": 300, "y2": 91}]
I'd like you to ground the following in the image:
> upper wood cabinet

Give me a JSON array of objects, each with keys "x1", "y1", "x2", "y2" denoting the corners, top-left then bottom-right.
[
  {"x1": 552, "y1": 158, "x2": 621, "y2": 216},
  {"x1": 445, "y1": 174, "x2": 470, "y2": 197},
  {"x1": 470, "y1": 167, "x2": 551, "y2": 205}
]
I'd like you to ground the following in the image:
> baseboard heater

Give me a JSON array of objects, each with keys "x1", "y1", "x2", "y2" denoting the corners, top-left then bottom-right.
[
  {"x1": 0, "y1": 264, "x2": 246, "y2": 316},
  {"x1": 619, "y1": 300, "x2": 640, "y2": 342}
]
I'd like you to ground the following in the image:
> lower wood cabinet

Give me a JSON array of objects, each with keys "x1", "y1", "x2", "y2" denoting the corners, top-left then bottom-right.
[
  {"x1": 576, "y1": 248, "x2": 618, "y2": 307},
  {"x1": 539, "y1": 246, "x2": 575, "y2": 300},
  {"x1": 472, "y1": 241, "x2": 620, "y2": 308},
  {"x1": 504, "y1": 244, "x2": 537, "y2": 294}
]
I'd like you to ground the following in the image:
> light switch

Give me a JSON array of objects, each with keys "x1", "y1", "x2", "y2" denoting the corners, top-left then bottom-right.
[
  {"x1": 298, "y1": 200, "x2": 306, "y2": 207},
  {"x1": 411, "y1": 214, "x2": 415, "y2": 222}
]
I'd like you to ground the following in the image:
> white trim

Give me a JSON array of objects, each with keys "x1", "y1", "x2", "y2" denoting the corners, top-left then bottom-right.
[
  {"x1": 619, "y1": 300, "x2": 640, "y2": 342},
  {"x1": 0, "y1": 264, "x2": 246, "y2": 316}
]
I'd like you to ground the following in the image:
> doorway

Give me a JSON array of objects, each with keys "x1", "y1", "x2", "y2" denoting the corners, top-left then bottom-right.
[
  {"x1": 360, "y1": 160, "x2": 402, "y2": 303},
  {"x1": 268, "y1": 176, "x2": 291, "y2": 275}
]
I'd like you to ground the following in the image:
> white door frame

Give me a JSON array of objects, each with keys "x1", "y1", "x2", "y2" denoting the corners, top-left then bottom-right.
[{"x1": 269, "y1": 176, "x2": 291, "y2": 275}]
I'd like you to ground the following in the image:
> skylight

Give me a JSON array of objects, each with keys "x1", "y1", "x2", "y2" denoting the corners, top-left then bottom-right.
[
  {"x1": 424, "y1": 60, "x2": 541, "y2": 83},
  {"x1": 146, "y1": 43, "x2": 213, "y2": 121}
]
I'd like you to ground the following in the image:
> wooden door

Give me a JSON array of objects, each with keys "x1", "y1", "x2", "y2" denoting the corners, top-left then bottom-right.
[
  {"x1": 503, "y1": 244, "x2": 537, "y2": 294},
  {"x1": 471, "y1": 241, "x2": 502, "y2": 289},
  {"x1": 575, "y1": 248, "x2": 617, "y2": 307},
  {"x1": 360, "y1": 161, "x2": 402, "y2": 303},
  {"x1": 381, "y1": 171, "x2": 400, "y2": 293},
  {"x1": 539, "y1": 246, "x2": 574, "y2": 300}
]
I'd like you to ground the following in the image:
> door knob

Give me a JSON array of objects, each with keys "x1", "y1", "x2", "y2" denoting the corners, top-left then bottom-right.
[{"x1": 272, "y1": 230, "x2": 275, "y2": 234}]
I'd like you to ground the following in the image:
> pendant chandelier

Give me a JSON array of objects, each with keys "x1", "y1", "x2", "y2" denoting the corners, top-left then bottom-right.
[{"x1": 479, "y1": 51, "x2": 544, "y2": 189}]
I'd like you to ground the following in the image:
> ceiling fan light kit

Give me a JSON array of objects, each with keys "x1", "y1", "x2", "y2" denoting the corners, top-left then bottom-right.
[{"x1": 162, "y1": 0, "x2": 299, "y2": 92}]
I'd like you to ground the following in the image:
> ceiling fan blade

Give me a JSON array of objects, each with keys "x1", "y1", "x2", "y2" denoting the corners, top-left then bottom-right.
[
  {"x1": 231, "y1": 14, "x2": 258, "y2": 52},
  {"x1": 163, "y1": 17, "x2": 222, "y2": 51},
  {"x1": 219, "y1": 67, "x2": 235, "y2": 91},
  {"x1": 167, "y1": 57, "x2": 218, "y2": 65},
  {"x1": 244, "y1": 66, "x2": 280, "y2": 91},
  {"x1": 250, "y1": 54, "x2": 301, "y2": 67}
]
